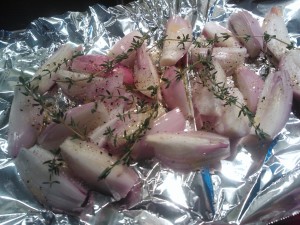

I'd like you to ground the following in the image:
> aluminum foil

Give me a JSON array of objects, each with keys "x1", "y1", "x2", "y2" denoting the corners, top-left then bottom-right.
[{"x1": 1, "y1": 0, "x2": 300, "y2": 224}]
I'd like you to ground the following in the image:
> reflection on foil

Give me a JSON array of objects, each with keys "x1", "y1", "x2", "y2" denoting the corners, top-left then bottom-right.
[
  {"x1": 1, "y1": 0, "x2": 300, "y2": 224},
  {"x1": 221, "y1": 150, "x2": 253, "y2": 183}
]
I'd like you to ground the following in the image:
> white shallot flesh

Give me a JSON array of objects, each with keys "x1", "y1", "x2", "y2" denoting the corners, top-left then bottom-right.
[
  {"x1": 108, "y1": 30, "x2": 143, "y2": 68},
  {"x1": 60, "y1": 138, "x2": 139, "y2": 200},
  {"x1": 15, "y1": 145, "x2": 88, "y2": 213},
  {"x1": 252, "y1": 70, "x2": 293, "y2": 139},
  {"x1": 202, "y1": 21, "x2": 242, "y2": 48},
  {"x1": 279, "y1": 50, "x2": 300, "y2": 99},
  {"x1": 262, "y1": 6, "x2": 291, "y2": 62},
  {"x1": 161, "y1": 66, "x2": 189, "y2": 117},
  {"x1": 131, "y1": 107, "x2": 186, "y2": 160},
  {"x1": 214, "y1": 87, "x2": 251, "y2": 138},
  {"x1": 192, "y1": 60, "x2": 227, "y2": 129},
  {"x1": 31, "y1": 43, "x2": 82, "y2": 94},
  {"x1": 133, "y1": 43, "x2": 161, "y2": 99},
  {"x1": 7, "y1": 86, "x2": 43, "y2": 157},
  {"x1": 191, "y1": 47, "x2": 248, "y2": 76},
  {"x1": 160, "y1": 15, "x2": 193, "y2": 66}
]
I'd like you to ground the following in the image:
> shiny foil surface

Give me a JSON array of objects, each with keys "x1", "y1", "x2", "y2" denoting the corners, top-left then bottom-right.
[{"x1": 1, "y1": 0, "x2": 300, "y2": 224}]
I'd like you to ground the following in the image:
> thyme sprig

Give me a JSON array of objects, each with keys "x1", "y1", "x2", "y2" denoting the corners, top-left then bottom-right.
[
  {"x1": 177, "y1": 34, "x2": 191, "y2": 49},
  {"x1": 152, "y1": 32, "x2": 297, "y2": 51},
  {"x1": 18, "y1": 76, "x2": 87, "y2": 140},
  {"x1": 206, "y1": 32, "x2": 296, "y2": 49},
  {"x1": 43, "y1": 149, "x2": 64, "y2": 187},
  {"x1": 100, "y1": 30, "x2": 153, "y2": 72},
  {"x1": 55, "y1": 74, "x2": 95, "y2": 88},
  {"x1": 31, "y1": 51, "x2": 83, "y2": 83},
  {"x1": 99, "y1": 106, "x2": 159, "y2": 179},
  {"x1": 98, "y1": 89, "x2": 135, "y2": 105},
  {"x1": 99, "y1": 89, "x2": 160, "y2": 179},
  {"x1": 157, "y1": 47, "x2": 268, "y2": 139},
  {"x1": 221, "y1": 32, "x2": 297, "y2": 50},
  {"x1": 161, "y1": 68, "x2": 185, "y2": 89},
  {"x1": 193, "y1": 53, "x2": 268, "y2": 139},
  {"x1": 262, "y1": 32, "x2": 296, "y2": 50}
]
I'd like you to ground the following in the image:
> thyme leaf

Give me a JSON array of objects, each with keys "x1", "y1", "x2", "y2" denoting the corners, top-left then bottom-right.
[
  {"x1": 103, "y1": 126, "x2": 116, "y2": 138},
  {"x1": 263, "y1": 32, "x2": 276, "y2": 43},
  {"x1": 161, "y1": 77, "x2": 171, "y2": 88},
  {"x1": 177, "y1": 34, "x2": 191, "y2": 49}
]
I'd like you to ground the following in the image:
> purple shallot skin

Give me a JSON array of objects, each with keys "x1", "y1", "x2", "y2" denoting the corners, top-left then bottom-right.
[
  {"x1": 71, "y1": 54, "x2": 134, "y2": 85},
  {"x1": 56, "y1": 70, "x2": 109, "y2": 101},
  {"x1": 71, "y1": 54, "x2": 112, "y2": 75}
]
